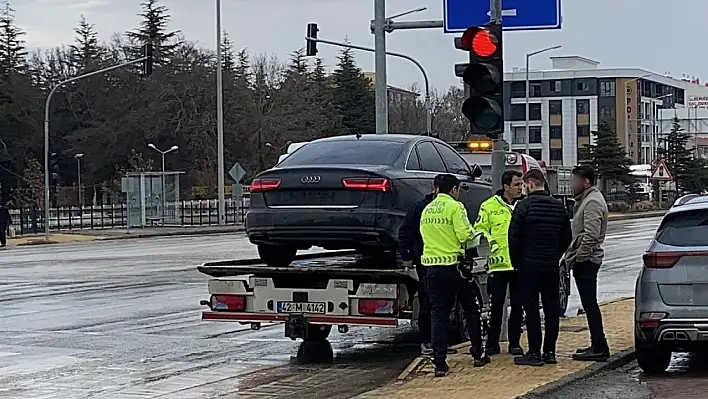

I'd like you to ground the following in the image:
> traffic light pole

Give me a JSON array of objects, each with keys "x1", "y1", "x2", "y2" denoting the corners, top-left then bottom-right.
[
  {"x1": 373, "y1": 0, "x2": 388, "y2": 134},
  {"x1": 489, "y1": 0, "x2": 505, "y2": 193},
  {"x1": 306, "y1": 37, "x2": 432, "y2": 135},
  {"x1": 43, "y1": 56, "x2": 148, "y2": 242}
]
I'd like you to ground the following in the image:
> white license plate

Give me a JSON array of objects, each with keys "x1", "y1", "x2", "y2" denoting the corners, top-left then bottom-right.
[{"x1": 277, "y1": 301, "x2": 326, "y2": 314}]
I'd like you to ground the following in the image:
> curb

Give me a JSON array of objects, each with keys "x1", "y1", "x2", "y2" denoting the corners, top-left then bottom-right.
[
  {"x1": 608, "y1": 210, "x2": 666, "y2": 221},
  {"x1": 13, "y1": 227, "x2": 245, "y2": 246},
  {"x1": 517, "y1": 348, "x2": 636, "y2": 398}
]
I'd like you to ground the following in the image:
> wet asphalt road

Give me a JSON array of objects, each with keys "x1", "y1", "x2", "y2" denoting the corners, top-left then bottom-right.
[
  {"x1": 0, "y1": 217, "x2": 661, "y2": 398},
  {"x1": 532, "y1": 356, "x2": 708, "y2": 398}
]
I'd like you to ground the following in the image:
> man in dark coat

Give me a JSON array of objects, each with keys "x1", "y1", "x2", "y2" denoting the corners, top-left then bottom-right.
[
  {"x1": 0, "y1": 202, "x2": 12, "y2": 247},
  {"x1": 509, "y1": 169, "x2": 572, "y2": 366}
]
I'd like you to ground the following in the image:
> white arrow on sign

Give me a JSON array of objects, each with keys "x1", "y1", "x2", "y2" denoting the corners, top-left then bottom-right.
[{"x1": 487, "y1": 9, "x2": 518, "y2": 17}]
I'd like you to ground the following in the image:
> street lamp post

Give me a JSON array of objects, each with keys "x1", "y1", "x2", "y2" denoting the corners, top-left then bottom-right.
[
  {"x1": 148, "y1": 143, "x2": 178, "y2": 226},
  {"x1": 525, "y1": 45, "x2": 561, "y2": 154},
  {"x1": 215, "y1": 0, "x2": 226, "y2": 226},
  {"x1": 74, "y1": 153, "x2": 84, "y2": 207}
]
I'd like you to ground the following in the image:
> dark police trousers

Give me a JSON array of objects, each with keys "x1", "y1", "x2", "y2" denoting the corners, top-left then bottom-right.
[
  {"x1": 574, "y1": 261, "x2": 608, "y2": 350},
  {"x1": 416, "y1": 262, "x2": 431, "y2": 344},
  {"x1": 486, "y1": 270, "x2": 523, "y2": 348},
  {"x1": 425, "y1": 265, "x2": 484, "y2": 368},
  {"x1": 519, "y1": 268, "x2": 560, "y2": 355},
  {"x1": 0, "y1": 224, "x2": 7, "y2": 246}
]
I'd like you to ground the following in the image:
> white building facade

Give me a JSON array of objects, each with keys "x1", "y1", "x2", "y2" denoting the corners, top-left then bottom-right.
[{"x1": 502, "y1": 56, "x2": 708, "y2": 166}]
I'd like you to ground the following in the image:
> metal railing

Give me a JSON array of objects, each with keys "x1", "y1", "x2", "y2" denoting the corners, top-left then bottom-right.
[{"x1": 9, "y1": 198, "x2": 249, "y2": 235}]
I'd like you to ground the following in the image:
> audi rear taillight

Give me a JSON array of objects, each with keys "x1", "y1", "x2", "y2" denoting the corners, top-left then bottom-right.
[
  {"x1": 642, "y1": 251, "x2": 708, "y2": 268},
  {"x1": 342, "y1": 177, "x2": 390, "y2": 192},
  {"x1": 251, "y1": 178, "x2": 281, "y2": 192},
  {"x1": 210, "y1": 295, "x2": 246, "y2": 311},
  {"x1": 358, "y1": 299, "x2": 395, "y2": 315}
]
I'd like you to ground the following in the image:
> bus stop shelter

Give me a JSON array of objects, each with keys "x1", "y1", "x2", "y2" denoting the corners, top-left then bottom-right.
[{"x1": 122, "y1": 171, "x2": 184, "y2": 227}]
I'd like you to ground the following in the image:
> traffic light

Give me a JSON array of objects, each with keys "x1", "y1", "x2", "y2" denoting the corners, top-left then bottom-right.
[
  {"x1": 49, "y1": 152, "x2": 59, "y2": 183},
  {"x1": 143, "y1": 43, "x2": 153, "y2": 76},
  {"x1": 306, "y1": 23, "x2": 319, "y2": 56},
  {"x1": 454, "y1": 23, "x2": 504, "y2": 139}
]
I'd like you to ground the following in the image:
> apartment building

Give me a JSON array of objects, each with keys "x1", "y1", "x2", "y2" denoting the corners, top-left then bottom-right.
[{"x1": 502, "y1": 56, "x2": 708, "y2": 166}]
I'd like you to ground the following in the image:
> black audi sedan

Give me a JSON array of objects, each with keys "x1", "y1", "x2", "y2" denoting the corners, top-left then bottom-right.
[{"x1": 245, "y1": 134, "x2": 492, "y2": 267}]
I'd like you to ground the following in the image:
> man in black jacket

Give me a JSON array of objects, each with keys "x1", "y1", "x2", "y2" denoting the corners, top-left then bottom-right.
[
  {"x1": 509, "y1": 169, "x2": 572, "y2": 366},
  {"x1": 398, "y1": 175, "x2": 456, "y2": 356}
]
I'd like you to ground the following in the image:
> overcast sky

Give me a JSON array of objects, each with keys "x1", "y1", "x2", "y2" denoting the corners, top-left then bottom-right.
[{"x1": 12, "y1": 0, "x2": 707, "y2": 91}]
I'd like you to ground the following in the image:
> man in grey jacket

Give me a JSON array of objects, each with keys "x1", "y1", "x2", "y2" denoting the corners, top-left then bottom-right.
[{"x1": 565, "y1": 166, "x2": 610, "y2": 362}]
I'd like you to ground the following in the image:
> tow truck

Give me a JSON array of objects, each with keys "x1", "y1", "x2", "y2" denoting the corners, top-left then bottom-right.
[{"x1": 199, "y1": 250, "x2": 491, "y2": 343}]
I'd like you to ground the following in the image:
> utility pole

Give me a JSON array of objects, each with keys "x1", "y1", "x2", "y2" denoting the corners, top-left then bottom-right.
[
  {"x1": 489, "y1": 0, "x2": 504, "y2": 192},
  {"x1": 215, "y1": 0, "x2": 226, "y2": 225},
  {"x1": 373, "y1": 0, "x2": 388, "y2": 134}
]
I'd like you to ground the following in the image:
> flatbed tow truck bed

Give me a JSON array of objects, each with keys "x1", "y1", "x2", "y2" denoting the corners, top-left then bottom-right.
[{"x1": 198, "y1": 251, "x2": 488, "y2": 342}]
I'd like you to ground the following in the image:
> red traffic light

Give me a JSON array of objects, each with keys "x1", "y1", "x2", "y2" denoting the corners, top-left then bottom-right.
[{"x1": 459, "y1": 27, "x2": 497, "y2": 58}]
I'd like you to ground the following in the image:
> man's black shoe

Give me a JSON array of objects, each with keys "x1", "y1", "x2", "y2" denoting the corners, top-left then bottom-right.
[
  {"x1": 434, "y1": 362, "x2": 449, "y2": 377},
  {"x1": 485, "y1": 345, "x2": 501, "y2": 356},
  {"x1": 446, "y1": 347, "x2": 458, "y2": 355},
  {"x1": 514, "y1": 352, "x2": 544, "y2": 367},
  {"x1": 474, "y1": 354, "x2": 491, "y2": 367},
  {"x1": 508, "y1": 346, "x2": 524, "y2": 356},
  {"x1": 542, "y1": 352, "x2": 557, "y2": 364},
  {"x1": 575, "y1": 345, "x2": 592, "y2": 354},
  {"x1": 572, "y1": 347, "x2": 609, "y2": 362}
]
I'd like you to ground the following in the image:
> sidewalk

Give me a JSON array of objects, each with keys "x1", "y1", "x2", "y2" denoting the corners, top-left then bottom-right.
[
  {"x1": 7, "y1": 233, "x2": 108, "y2": 246},
  {"x1": 357, "y1": 298, "x2": 634, "y2": 399},
  {"x1": 608, "y1": 210, "x2": 665, "y2": 221}
]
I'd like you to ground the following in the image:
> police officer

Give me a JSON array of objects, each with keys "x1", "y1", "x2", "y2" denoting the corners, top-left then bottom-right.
[
  {"x1": 473, "y1": 170, "x2": 524, "y2": 357},
  {"x1": 398, "y1": 175, "x2": 457, "y2": 356},
  {"x1": 420, "y1": 174, "x2": 490, "y2": 377}
]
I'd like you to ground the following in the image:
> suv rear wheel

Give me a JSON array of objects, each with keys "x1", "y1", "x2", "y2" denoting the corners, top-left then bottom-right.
[
  {"x1": 635, "y1": 337, "x2": 672, "y2": 374},
  {"x1": 258, "y1": 244, "x2": 297, "y2": 267}
]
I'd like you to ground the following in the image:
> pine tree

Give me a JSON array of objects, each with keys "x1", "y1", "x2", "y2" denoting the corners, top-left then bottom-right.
[
  {"x1": 126, "y1": 0, "x2": 181, "y2": 67},
  {"x1": 71, "y1": 15, "x2": 101, "y2": 70},
  {"x1": 220, "y1": 31, "x2": 235, "y2": 75},
  {"x1": 658, "y1": 117, "x2": 708, "y2": 193},
  {"x1": 308, "y1": 58, "x2": 341, "y2": 138},
  {"x1": 331, "y1": 46, "x2": 375, "y2": 136},
  {"x1": 580, "y1": 121, "x2": 633, "y2": 190},
  {"x1": 284, "y1": 49, "x2": 308, "y2": 82},
  {"x1": 234, "y1": 49, "x2": 251, "y2": 89},
  {"x1": 0, "y1": 1, "x2": 26, "y2": 79}
]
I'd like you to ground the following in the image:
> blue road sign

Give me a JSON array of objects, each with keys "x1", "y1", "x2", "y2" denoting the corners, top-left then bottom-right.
[{"x1": 443, "y1": 0, "x2": 562, "y2": 33}]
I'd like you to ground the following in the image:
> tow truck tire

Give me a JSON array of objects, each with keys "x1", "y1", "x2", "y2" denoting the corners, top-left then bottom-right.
[
  {"x1": 305, "y1": 324, "x2": 332, "y2": 342},
  {"x1": 258, "y1": 244, "x2": 297, "y2": 267}
]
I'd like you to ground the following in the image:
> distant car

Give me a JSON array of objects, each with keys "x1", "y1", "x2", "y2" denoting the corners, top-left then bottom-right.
[
  {"x1": 634, "y1": 194, "x2": 708, "y2": 373},
  {"x1": 245, "y1": 134, "x2": 492, "y2": 267}
]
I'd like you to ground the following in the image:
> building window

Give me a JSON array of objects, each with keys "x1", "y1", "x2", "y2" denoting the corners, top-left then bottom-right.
[
  {"x1": 549, "y1": 100, "x2": 562, "y2": 115},
  {"x1": 512, "y1": 127, "x2": 526, "y2": 144},
  {"x1": 576, "y1": 99, "x2": 589, "y2": 114},
  {"x1": 529, "y1": 83, "x2": 541, "y2": 97},
  {"x1": 510, "y1": 104, "x2": 525, "y2": 121},
  {"x1": 550, "y1": 126, "x2": 563, "y2": 139},
  {"x1": 529, "y1": 149, "x2": 542, "y2": 160},
  {"x1": 599, "y1": 104, "x2": 615, "y2": 119},
  {"x1": 553, "y1": 80, "x2": 562, "y2": 92},
  {"x1": 529, "y1": 126, "x2": 542, "y2": 143},
  {"x1": 576, "y1": 81, "x2": 589, "y2": 92},
  {"x1": 600, "y1": 81, "x2": 616, "y2": 97},
  {"x1": 577, "y1": 125, "x2": 590, "y2": 137},
  {"x1": 529, "y1": 103, "x2": 542, "y2": 120},
  {"x1": 550, "y1": 148, "x2": 563, "y2": 161}
]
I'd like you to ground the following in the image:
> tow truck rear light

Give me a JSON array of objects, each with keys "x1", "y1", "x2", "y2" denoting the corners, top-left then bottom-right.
[
  {"x1": 342, "y1": 177, "x2": 390, "y2": 192},
  {"x1": 642, "y1": 251, "x2": 708, "y2": 268},
  {"x1": 210, "y1": 295, "x2": 246, "y2": 311},
  {"x1": 358, "y1": 299, "x2": 395, "y2": 315},
  {"x1": 251, "y1": 178, "x2": 281, "y2": 192}
]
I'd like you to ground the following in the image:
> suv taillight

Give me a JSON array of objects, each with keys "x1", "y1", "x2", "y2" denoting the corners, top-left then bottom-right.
[{"x1": 643, "y1": 251, "x2": 708, "y2": 268}]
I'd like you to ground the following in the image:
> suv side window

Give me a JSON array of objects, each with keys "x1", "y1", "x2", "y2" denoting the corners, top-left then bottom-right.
[
  {"x1": 416, "y1": 141, "x2": 447, "y2": 173},
  {"x1": 433, "y1": 142, "x2": 470, "y2": 174},
  {"x1": 406, "y1": 148, "x2": 421, "y2": 170}
]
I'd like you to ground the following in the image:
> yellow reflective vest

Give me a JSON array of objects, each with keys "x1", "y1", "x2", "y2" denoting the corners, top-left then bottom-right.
[
  {"x1": 473, "y1": 194, "x2": 514, "y2": 273},
  {"x1": 419, "y1": 193, "x2": 474, "y2": 266}
]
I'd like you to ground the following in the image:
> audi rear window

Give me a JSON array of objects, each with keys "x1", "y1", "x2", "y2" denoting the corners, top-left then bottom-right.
[
  {"x1": 278, "y1": 140, "x2": 404, "y2": 166},
  {"x1": 656, "y1": 209, "x2": 708, "y2": 246}
]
